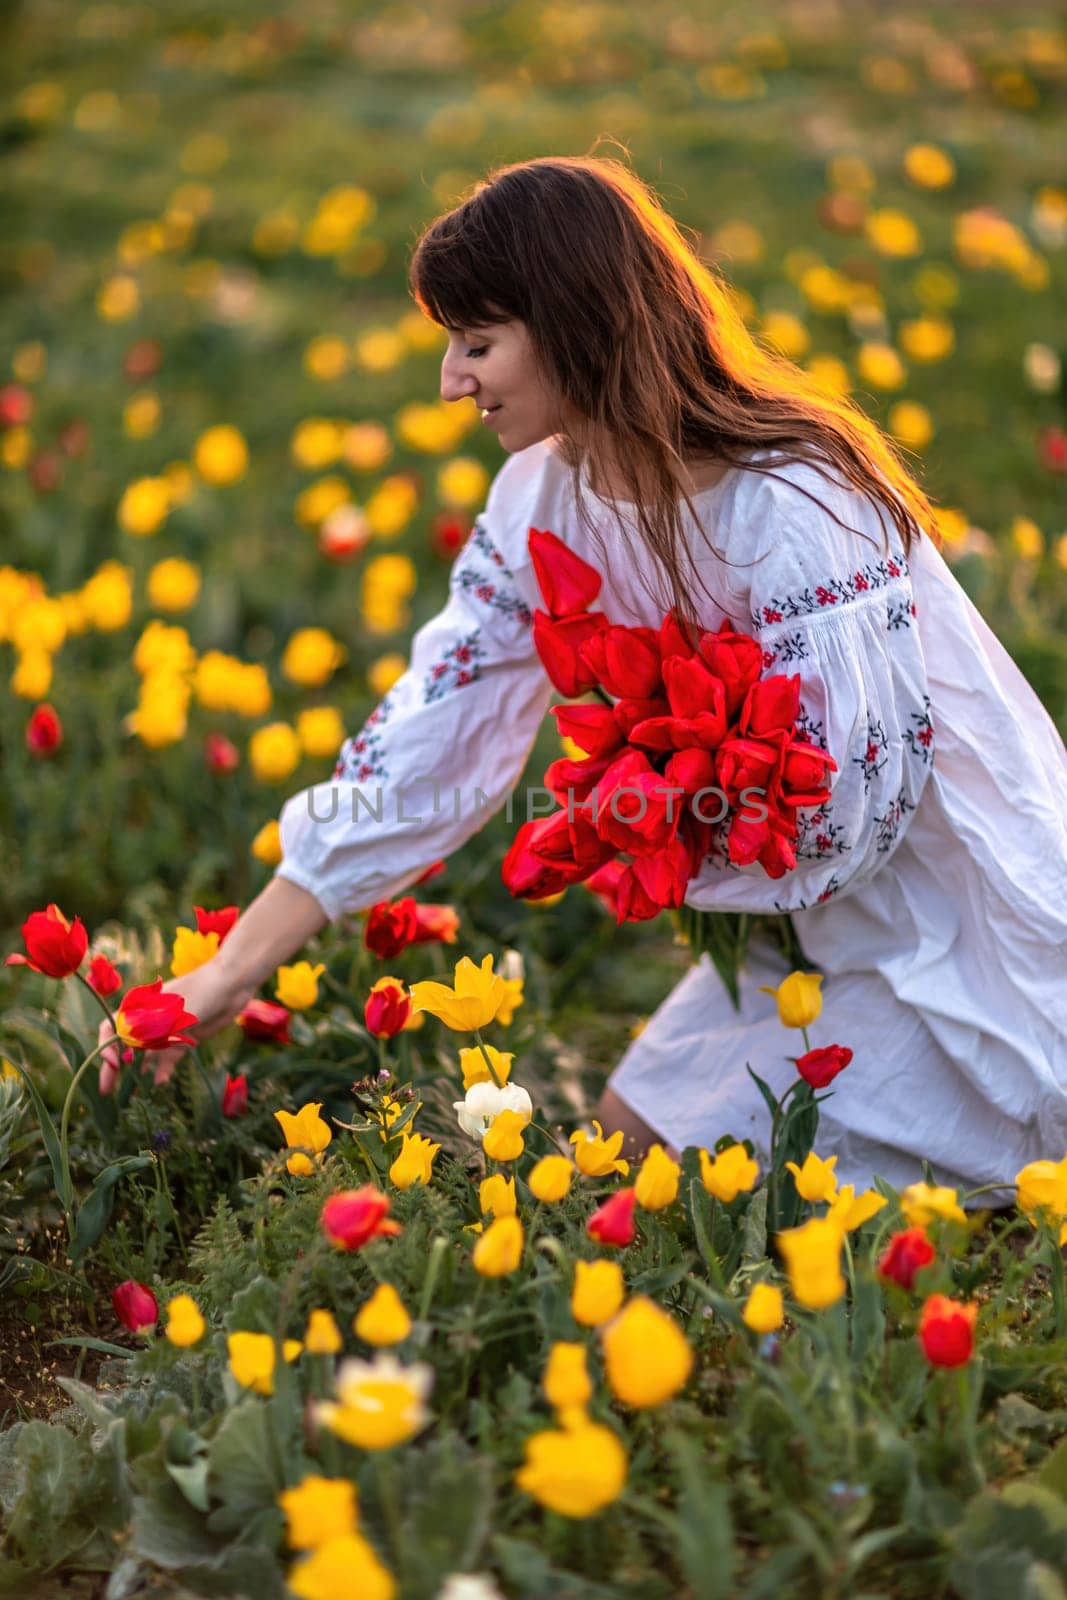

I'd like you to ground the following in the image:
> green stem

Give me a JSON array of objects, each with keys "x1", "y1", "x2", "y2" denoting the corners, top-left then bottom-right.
[
  {"x1": 472, "y1": 1029, "x2": 504, "y2": 1089},
  {"x1": 58, "y1": 1037, "x2": 111, "y2": 1238},
  {"x1": 73, "y1": 969, "x2": 117, "y2": 1030}
]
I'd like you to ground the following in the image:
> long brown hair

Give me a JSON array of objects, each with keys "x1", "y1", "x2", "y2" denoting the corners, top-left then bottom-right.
[{"x1": 409, "y1": 153, "x2": 939, "y2": 631}]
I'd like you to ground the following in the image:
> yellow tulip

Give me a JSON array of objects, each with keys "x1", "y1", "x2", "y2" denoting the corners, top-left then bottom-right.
[
  {"x1": 494, "y1": 975, "x2": 524, "y2": 1026},
  {"x1": 147, "y1": 557, "x2": 201, "y2": 613},
  {"x1": 543, "y1": 1342, "x2": 592, "y2": 1412},
  {"x1": 571, "y1": 1259, "x2": 625, "y2": 1328},
  {"x1": 194, "y1": 424, "x2": 248, "y2": 486},
  {"x1": 287, "y1": 1533, "x2": 395, "y2": 1600},
  {"x1": 482, "y1": 1108, "x2": 527, "y2": 1162},
  {"x1": 388, "y1": 1131, "x2": 439, "y2": 1191},
  {"x1": 118, "y1": 476, "x2": 171, "y2": 536},
  {"x1": 759, "y1": 971, "x2": 823, "y2": 1028},
  {"x1": 602, "y1": 1297, "x2": 693, "y2": 1409},
  {"x1": 251, "y1": 820, "x2": 283, "y2": 865},
  {"x1": 316, "y1": 1354, "x2": 431, "y2": 1449},
  {"x1": 282, "y1": 627, "x2": 346, "y2": 688},
  {"x1": 515, "y1": 1416, "x2": 627, "y2": 1519},
  {"x1": 698, "y1": 1143, "x2": 759, "y2": 1202},
  {"x1": 297, "y1": 706, "x2": 346, "y2": 760},
  {"x1": 12, "y1": 649, "x2": 53, "y2": 700},
  {"x1": 275, "y1": 961, "x2": 325, "y2": 1010},
  {"x1": 354, "y1": 1285, "x2": 411, "y2": 1347},
  {"x1": 825, "y1": 1186, "x2": 888, "y2": 1232},
  {"x1": 274, "y1": 1102, "x2": 332, "y2": 1176},
  {"x1": 472, "y1": 1215, "x2": 523, "y2": 1278},
  {"x1": 277, "y1": 1475, "x2": 359, "y2": 1551},
  {"x1": 903, "y1": 142, "x2": 955, "y2": 189},
  {"x1": 165, "y1": 1293, "x2": 205, "y2": 1348},
  {"x1": 458, "y1": 1043, "x2": 513, "y2": 1090},
  {"x1": 304, "y1": 1309, "x2": 343, "y2": 1356},
  {"x1": 408, "y1": 954, "x2": 506, "y2": 1032},
  {"x1": 777, "y1": 1217, "x2": 846, "y2": 1309},
  {"x1": 170, "y1": 926, "x2": 219, "y2": 978},
  {"x1": 250, "y1": 722, "x2": 301, "y2": 784},
  {"x1": 1014, "y1": 1157, "x2": 1067, "y2": 1221},
  {"x1": 900, "y1": 1182, "x2": 967, "y2": 1228},
  {"x1": 569, "y1": 1120, "x2": 629, "y2": 1179},
  {"x1": 227, "y1": 1330, "x2": 288, "y2": 1396},
  {"x1": 528, "y1": 1154, "x2": 574, "y2": 1203},
  {"x1": 479, "y1": 1173, "x2": 517, "y2": 1218},
  {"x1": 634, "y1": 1144, "x2": 680, "y2": 1211},
  {"x1": 742, "y1": 1283, "x2": 784, "y2": 1334},
  {"x1": 785, "y1": 1151, "x2": 839, "y2": 1204}
]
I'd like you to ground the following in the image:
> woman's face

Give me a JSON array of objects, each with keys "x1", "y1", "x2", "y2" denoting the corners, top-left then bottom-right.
[{"x1": 439, "y1": 318, "x2": 565, "y2": 452}]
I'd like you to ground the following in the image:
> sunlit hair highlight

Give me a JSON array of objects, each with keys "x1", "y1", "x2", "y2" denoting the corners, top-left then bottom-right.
[{"x1": 410, "y1": 154, "x2": 939, "y2": 631}]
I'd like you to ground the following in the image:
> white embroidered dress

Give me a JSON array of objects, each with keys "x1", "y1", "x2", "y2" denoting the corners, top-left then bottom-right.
[{"x1": 277, "y1": 439, "x2": 1067, "y2": 1197}]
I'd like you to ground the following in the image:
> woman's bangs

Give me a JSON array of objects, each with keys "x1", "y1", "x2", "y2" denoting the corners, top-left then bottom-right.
[{"x1": 411, "y1": 215, "x2": 517, "y2": 332}]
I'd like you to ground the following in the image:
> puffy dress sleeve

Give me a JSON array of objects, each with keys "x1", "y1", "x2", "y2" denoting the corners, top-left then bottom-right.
[
  {"x1": 275, "y1": 513, "x2": 551, "y2": 921},
  {"x1": 686, "y1": 470, "x2": 936, "y2": 914}
]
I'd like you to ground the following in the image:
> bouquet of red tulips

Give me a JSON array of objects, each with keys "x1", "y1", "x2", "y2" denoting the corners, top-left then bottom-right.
[{"x1": 503, "y1": 529, "x2": 835, "y2": 963}]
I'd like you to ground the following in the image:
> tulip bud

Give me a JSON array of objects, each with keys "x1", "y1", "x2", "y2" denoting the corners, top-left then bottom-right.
[
  {"x1": 112, "y1": 1279, "x2": 158, "y2": 1334},
  {"x1": 586, "y1": 1187, "x2": 637, "y2": 1248},
  {"x1": 221, "y1": 1073, "x2": 248, "y2": 1117},
  {"x1": 364, "y1": 976, "x2": 411, "y2": 1038}
]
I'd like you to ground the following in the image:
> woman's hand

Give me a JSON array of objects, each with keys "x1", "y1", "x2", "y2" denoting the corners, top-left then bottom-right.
[
  {"x1": 95, "y1": 877, "x2": 328, "y2": 1094},
  {"x1": 96, "y1": 957, "x2": 257, "y2": 1094}
]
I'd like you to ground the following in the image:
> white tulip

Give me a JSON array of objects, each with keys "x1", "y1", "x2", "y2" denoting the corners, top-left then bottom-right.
[{"x1": 453, "y1": 1079, "x2": 533, "y2": 1141}]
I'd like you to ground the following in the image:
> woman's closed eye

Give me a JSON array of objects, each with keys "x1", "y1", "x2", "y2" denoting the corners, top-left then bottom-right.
[{"x1": 466, "y1": 346, "x2": 488, "y2": 358}]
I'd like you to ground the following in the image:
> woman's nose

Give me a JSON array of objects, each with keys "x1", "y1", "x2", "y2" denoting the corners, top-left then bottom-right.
[{"x1": 440, "y1": 353, "x2": 477, "y2": 404}]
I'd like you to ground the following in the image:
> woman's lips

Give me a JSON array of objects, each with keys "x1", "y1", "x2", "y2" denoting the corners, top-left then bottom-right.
[{"x1": 481, "y1": 405, "x2": 503, "y2": 426}]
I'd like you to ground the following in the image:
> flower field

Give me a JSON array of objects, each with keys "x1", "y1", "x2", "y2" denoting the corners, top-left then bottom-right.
[{"x1": 2, "y1": 1, "x2": 1066, "y2": 1596}]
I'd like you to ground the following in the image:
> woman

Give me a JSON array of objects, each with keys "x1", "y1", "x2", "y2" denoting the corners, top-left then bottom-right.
[{"x1": 105, "y1": 156, "x2": 1067, "y2": 1197}]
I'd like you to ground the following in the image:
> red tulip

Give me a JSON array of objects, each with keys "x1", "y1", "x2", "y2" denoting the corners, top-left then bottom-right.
[
  {"x1": 6, "y1": 903, "x2": 88, "y2": 978},
  {"x1": 237, "y1": 998, "x2": 291, "y2": 1043},
  {"x1": 363, "y1": 897, "x2": 419, "y2": 958},
  {"x1": 205, "y1": 732, "x2": 240, "y2": 774},
  {"x1": 115, "y1": 980, "x2": 198, "y2": 1051},
  {"x1": 580, "y1": 624, "x2": 663, "y2": 699},
  {"x1": 0, "y1": 384, "x2": 33, "y2": 428},
  {"x1": 501, "y1": 818, "x2": 580, "y2": 900},
  {"x1": 587, "y1": 1187, "x2": 637, "y2": 1247},
  {"x1": 122, "y1": 338, "x2": 162, "y2": 382},
  {"x1": 878, "y1": 1226, "x2": 936, "y2": 1292},
  {"x1": 112, "y1": 1279, "x2": 158, "y2": 1334},
  {"x1": 26, "y1": 703, "x2": 63, "y2": 756},
  {"x1": 430, "y1": 512, "x2": 471, "y2": 560},
  {"x1": 544, "y1": 749, "x2": 615, "y2": 804},
  {"x1": 321, "y1": 1186, "x2": 402, "y2": 1251},
  {"x1": 552, "y1": 702, "x2": 626, "y2": 760},
  {"x1": 221, "y1": 1073, "x2": 249, "y2": 1117},
  {"x1": 410, "y1": 903, "x2": 459, "y2": 945},
  {"x1": 532, "y1": 610, "x2": 607, "y2": 698},
  {"x1": 740, "y1": 674, "x2": 802, "y2": 738},
  {"x1": 194, "y1": 905, "x2": 239, "y2": 943},
  {"x1": 658, "y1": 611, "x2": 699, "y2": 663},
  {"x1": 918, "y1": 1294, "x2": 977, "y2": 1368},
  {"x1": 528, "y1": 526, "x2": 602, "y2": 615},
  {"x1": 613, "y1": 865, "x2": 664, "y2": 923},
  {"x1": 795, "y1": 1044, "x2": 853, "y2": 1089},
  {"x1": 88, "y1": 953, "x2": 123, "y2": 996},
  {"x1": 697, "y1": 625, "x2": 763, "y2": 717},
  {"x1": 1038, "y1": 425, "x2": 1067, "y2": 474},
  {"x1": 364, "y1": 977, "x2": 411, "y2": 1038}
]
